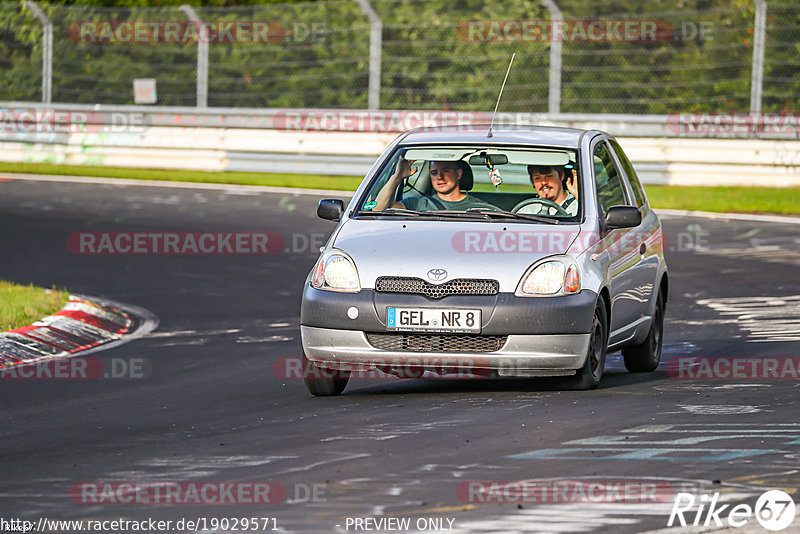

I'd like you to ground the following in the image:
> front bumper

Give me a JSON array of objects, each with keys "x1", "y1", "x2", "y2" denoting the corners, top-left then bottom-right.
[
  {"x1": 300, "y1": 285, "x2": 597, "y2": 376},
  {"x1": 301, "y1": 326, "x2": 590, "y2": 376},
  {"x1": 301, "y1": 286, "x2": 598, "y2": 335}
]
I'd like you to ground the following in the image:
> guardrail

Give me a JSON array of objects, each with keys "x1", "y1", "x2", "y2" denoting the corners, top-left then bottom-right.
[{"x1": 1, "y1": 104, "x2": 799, "y2": 186}]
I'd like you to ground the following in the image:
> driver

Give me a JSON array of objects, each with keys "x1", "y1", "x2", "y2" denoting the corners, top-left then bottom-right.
[
  {"x1": 373, "y1": 157, "x2": 495, "y2": 211},
  {"x1": 516, "y1": 164, "x2": 579, "y2": 216}
]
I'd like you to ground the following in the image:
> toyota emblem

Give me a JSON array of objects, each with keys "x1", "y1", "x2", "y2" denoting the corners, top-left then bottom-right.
[{"x1": 427, "y1": 268, "x2": 447, "y2": 281}]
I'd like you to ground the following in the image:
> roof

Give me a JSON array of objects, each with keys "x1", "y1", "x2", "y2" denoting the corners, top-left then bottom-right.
[{"x1": 397, "y1": 124, "x2": 602, "y2": 148}]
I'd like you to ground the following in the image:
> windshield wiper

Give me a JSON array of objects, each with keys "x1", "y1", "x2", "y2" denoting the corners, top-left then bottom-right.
[
  {"x1": 359, "y1": 208, "x2": 492, "y2": 221},
  {"x1": 357, "y1": 208, "x2": 424, "y2": 217},
  {"x1": 423, "y1": 210, "x2": 493, "y2": 220},
  {"x1": 464, "y1": 208, "x2": 561, "y2": 224},
  {"x1": 357, "y1": 207, "x2": 550, "y2": 223}
]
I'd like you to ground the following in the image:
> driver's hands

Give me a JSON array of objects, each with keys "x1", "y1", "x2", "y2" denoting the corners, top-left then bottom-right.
[
  {"x1": 565, "y1": 169, "x2": 579, "y2": 199},
  {"x1": 393, "y1": 157, "x2": 418, "y2": 180}
]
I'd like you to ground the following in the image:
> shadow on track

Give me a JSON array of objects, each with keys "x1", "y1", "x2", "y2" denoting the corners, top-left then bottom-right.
[{"x1": 337, "y1": 369, "x2": 669, "y2": 396}]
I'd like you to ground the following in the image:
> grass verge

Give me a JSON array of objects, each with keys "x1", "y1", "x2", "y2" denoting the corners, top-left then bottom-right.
[
  {"x1": 644, "y1": 185, "x2": 800, "y2": 215},
  {"x1": 1, "y1": 162, "x2": 799, "y2": 215},
  {"x1": 0, "y1": 281, "x2": 69, "y2": 332},
  {"x1": 0, "y1": 162, "x2": 363, "y2": 191}
]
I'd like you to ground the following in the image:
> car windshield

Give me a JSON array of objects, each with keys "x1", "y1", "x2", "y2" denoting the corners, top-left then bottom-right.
[{"x1": 357, "y1": 145, "x2": 580, "y2": 221}]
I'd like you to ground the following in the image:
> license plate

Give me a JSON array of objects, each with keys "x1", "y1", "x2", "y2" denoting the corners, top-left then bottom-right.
[{"x1": 386, "y1": 307, "x2": 481, "y2": 333}]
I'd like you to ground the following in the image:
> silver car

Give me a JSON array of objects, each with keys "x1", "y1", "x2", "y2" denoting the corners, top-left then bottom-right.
[{"x1": 300, "y1": 125, "x2": 667, "y2": 395}]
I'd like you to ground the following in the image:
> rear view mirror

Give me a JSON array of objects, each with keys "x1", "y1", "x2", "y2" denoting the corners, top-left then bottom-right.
[
  {"x1": 606, "y1": 205, "x2": 642, "y2": 229},
  {"x1": 317, "y1": 199, "x2": 344, "y2": 221},
  {"x1": 468, "y1": 153, "x2": 508, "y2": 166}
]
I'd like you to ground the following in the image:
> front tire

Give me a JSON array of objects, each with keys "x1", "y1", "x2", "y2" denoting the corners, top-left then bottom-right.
[
  {"x1": 302, "y1": 355, "x2": 350, "y2": 396},
  {"x1": 623, "y1": 290, "x2": 665, "y2": 373},
  {"x1": 567, "y1": 296, "x2": 608, "y2": 390}
]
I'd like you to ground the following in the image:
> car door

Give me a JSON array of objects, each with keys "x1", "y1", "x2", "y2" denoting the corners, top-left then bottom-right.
[
  {"x1": 608, "y1": 138, "x2": 660, "y2": 331},
  {"x1": 591, "y1": 138, "x2": 645, "y2": 347}
]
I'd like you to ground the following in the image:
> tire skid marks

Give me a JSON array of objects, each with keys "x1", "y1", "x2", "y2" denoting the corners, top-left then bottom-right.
[
  {"x1": 678, "y1": 404, "x2": 768, "y2": 415},
  {"x1": 697, "y1": 295, "x2": 800, "y2": 342},
  {"x1": 509, "y1": 423, "x2": 800, "y2": 463},
  {"x1": 694, "y1": 245, "x2": 800, "y2": 267},
  {"x1": 145, "y1": 321, "x2": 297, "y2": 346},
  {"x1": 320, "y1": 420, "x2": 464, "y2": 442},
  {"x1": 107, "y1": 455, "x2": 294, "y2": 481}
]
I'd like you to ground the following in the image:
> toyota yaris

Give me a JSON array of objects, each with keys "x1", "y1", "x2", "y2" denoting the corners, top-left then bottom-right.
[{"x1": 300, "y1": 125, "x2": 667, "y2": 395}]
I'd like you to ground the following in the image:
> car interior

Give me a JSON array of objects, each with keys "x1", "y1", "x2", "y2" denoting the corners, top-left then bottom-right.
[{"x1": 382, "y1": 147, "x2": 580, "y2": 215}]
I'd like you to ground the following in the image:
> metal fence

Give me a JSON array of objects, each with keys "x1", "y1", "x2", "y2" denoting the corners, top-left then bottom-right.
[{"x1": 1, "y1": 0, "x2": 798, "y2": 114}]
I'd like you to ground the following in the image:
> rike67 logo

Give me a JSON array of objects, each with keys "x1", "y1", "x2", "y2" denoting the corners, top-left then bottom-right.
[{"x1": 669, "y1": 490, "x2": 796, "y2": 531}]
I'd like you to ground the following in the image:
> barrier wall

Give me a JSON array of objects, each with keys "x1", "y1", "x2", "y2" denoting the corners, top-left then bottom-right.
[{"x1": 1, "y1": 104, "x2": 799, "y2": 186}]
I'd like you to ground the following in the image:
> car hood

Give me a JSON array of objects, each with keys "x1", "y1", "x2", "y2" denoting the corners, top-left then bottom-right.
[{"x1": 332, "y1": 219, "x2": 582, "y2": 293}]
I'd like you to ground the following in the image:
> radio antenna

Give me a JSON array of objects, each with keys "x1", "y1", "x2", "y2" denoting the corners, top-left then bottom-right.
[{"x1": 487, "y1": 52, "x2": 515, "y2": 138}]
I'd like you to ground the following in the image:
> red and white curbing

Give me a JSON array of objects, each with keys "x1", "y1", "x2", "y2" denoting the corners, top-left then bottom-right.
[{"x1": 0, "y1": 295, "x2": 135, "y2": 368}]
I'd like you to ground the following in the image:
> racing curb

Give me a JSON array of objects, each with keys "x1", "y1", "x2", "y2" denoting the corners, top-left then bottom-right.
[{"x1": 0, "y1": 294, "x2": 159, "y2": 370}]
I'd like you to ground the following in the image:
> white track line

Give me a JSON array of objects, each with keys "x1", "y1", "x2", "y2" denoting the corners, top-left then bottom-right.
[{"x1": 654, "y1": 208, "x2": 800, "y2": 225}]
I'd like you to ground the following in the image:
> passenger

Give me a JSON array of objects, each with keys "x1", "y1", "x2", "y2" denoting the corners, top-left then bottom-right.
[
  {"x1": 373, "y1": 157, "x2": 494, "y2": 211},
  {"x1": 517, "y1": 164, "x2": 579, "y2": 216}
]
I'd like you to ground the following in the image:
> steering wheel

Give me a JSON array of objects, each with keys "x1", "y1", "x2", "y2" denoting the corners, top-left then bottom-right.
[{"x1": 511, "y1": 197, "x2": 569, "y2": 216}]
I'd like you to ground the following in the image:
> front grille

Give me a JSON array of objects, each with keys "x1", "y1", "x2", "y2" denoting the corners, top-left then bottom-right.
[
  {"x1": 376, "y1": 277, "x2": 499, "y2": 299},
  {"x1": 366, "y1": 333, "x2": 507, "y2": 353}
]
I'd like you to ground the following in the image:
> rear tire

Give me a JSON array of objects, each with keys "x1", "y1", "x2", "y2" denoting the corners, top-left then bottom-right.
[
  {"x1": 623, "y1": 291, "x2": 665, "y2": 373},
  {"x1": 567, "y1": 296, "x2": 607, "y2": 390},
  {"x1": 302, "y1": 355, "x2": 350, "y2": 396}
]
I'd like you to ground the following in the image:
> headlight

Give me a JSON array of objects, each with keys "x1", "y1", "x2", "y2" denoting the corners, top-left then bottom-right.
[
  {"x1": 516, "y1": 259, "x2": 580, "y2": 296},
  {"x1": 311, "y1": 251, "x2": 360, "y2": 292}
]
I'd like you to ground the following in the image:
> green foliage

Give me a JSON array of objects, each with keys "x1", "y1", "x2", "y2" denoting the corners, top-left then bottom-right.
[{"x1": 1, "y1": 0, "x2": 798, "y2": 113}]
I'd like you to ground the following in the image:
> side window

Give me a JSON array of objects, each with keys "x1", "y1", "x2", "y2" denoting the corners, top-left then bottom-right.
[
  {"x1": 610, "y1": 139, "x2": 645, "y2": 207},
  {"x1": 593, "y1": 142, "x2": 628, "y2": 215}
]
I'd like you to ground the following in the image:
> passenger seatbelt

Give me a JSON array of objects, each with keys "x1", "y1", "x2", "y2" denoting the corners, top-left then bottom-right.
[{"x1": 428, "y1": 195, "x2": 447, "y2": 210}]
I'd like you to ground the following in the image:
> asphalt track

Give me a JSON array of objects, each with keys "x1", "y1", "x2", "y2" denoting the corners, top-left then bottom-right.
[{"x1": 1, "y1": 178, "x2": 799, "y2": 533}]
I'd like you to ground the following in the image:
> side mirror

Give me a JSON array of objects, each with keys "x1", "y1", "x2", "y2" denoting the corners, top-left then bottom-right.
[
  {"x1": 317, "y1": 198, "x2": 345, "y2": 221},
  {"x1": 605, "y1": 205, "x2": 641, "y2": 229}
]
